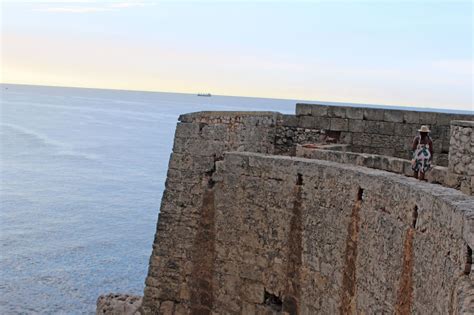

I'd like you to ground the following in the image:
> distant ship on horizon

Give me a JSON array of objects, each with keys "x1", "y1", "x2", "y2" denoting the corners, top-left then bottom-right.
[{"x1": 197, "y1": 93, "x2": 211, "y2": 97}]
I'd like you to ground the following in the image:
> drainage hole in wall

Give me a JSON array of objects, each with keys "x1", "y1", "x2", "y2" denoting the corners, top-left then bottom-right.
[{"x1": 412, "y1": 205, "x2": 418, "y2": 229}]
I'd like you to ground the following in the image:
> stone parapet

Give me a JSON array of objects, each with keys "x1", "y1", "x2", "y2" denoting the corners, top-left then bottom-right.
[
  {"x1": 296, "y1": 145, "x2": 472, "y2": 195},
  {"x1": 211, "y1": 151, "x2": 474, "y2": 314},
  {"x1": 288, "y1": 104, "x2": 474, "y2": 166}
]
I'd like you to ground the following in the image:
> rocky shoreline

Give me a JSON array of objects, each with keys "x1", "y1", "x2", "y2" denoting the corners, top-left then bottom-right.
[{"x1": 96, "y1": 294, "x2": 142, "y2": 315}]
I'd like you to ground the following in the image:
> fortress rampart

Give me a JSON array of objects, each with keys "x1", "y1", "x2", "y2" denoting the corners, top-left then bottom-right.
[
  {"x1": 277, "y1": 104, "x2": 473, "y2": 166},
  {"x1": 98, "y1": 103, "x2": 474, "y2": 314}
]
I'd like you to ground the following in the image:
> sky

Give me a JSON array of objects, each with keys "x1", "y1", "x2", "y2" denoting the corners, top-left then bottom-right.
[{"x1": 1, "y1": 0, "x2": 473, "y2": 110}]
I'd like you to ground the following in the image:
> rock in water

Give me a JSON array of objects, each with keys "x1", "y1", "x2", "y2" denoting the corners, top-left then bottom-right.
[{"x1": 96, "y1": 293, "x2": 142, "y2": 315}]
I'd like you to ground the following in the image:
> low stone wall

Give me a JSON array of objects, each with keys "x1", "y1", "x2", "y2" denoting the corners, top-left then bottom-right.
[
  {"x1": 276, "y1": 104, "x2": 474, "y2": 166},
  {"x1": 295, "y1": 145, "x2": 473, "y2": 195},
  {"x1": 449, "y1": 120, "x2": 474, "y2": 195},
  {"x1": 212, "y1": 152, "x2": 474, "y2": 314}
]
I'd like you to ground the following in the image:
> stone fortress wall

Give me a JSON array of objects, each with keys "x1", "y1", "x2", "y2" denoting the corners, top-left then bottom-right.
[
  {"x1": 277, "y1": 104, "x2": 473, "y2": 166},
  {"x1": 98, "y1": 103, "x2": 474, "y2": 314}
]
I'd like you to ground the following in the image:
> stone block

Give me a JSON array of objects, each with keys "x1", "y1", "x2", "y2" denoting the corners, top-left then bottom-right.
[
  {"x1": 370, "y1": 134, "x2": 391, "y2": 148},
  {"x1": 327, "y1": 106, "x2": 347, "y2": 118},
  {"x1": 296, "y1": 103, "x2": 313, "y2": 116},
  {"x1": 175, "y1": 122, "x2": 201, "y2": 139},
  {"x1": 363, "y1": 108, "x2": 384, "y2": 121},
  {"x1": 346, "y1": 107, "x2": 364, "y2": 120},
  {"x1": 418, "y1": 112, "x2": 438, "y2": 124},
  {"x1": 403, "y1": 160, "x2": 414, "y2": 176},
  {"x1": 389, "y1": 158, "x2": 407, "y2": 174},
  {"x1": 281, "y1": 115, "x2": 298, "y2": 127},
  {"x1": 403, "y1": 111, "x2": 420, "y2": 124},
  {"x1": 311, "y1": 105, "x2": 329, "y2": 117},
  {"x1": 426, "y1": 166, "x2": 446, "y2": 184},
  {"x1": 312, "y1": 116, "x2": 331, "y2": 129},
  {"x1": 330, "y1": 118, "x2": 349, "y2": 131},
  {"x1": 436, "y1": 113, "x2": 457, "y2": 126},
  {"x1": 200, "y1": 124, "x2": 229, "y2": 140},
  {"x1": 298, "y1": 116, "x2": 315, "y2": 129},
  {"x1": 364, "y1": 121, "x2": 395, "y2": 135},
  {"x1": 372, "y1": 155, "x2": 385, "y2": 170},
  {"x1": 383, "y1": 110, "x2": 404, "y2": 123},
  {"x1": 348, "y1": 119, "x2": 365, "y2": 132},
  {"x1": 394, "y1": 123, "x2": 417, "y2": 136},
  {"x1": 379, "y1": 122, "x2": 396, "y2": 135}
]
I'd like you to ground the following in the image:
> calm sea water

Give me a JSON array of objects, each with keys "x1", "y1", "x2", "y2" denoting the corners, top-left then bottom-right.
[{"x1": 0, "y1": 84, "x2": 296, "y2": 314}]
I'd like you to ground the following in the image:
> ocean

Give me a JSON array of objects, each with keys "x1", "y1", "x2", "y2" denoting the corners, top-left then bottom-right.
[
  {"x1": 0, "y1": 84, "x2": 296, "y2": 314},
  {"x1": 1, "y1": 84, "x2": 470, "y2": 314}
]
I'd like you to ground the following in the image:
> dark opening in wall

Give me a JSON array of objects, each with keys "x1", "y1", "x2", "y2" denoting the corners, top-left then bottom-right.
[
  {"x1": 205, "y1": 155, "x2": 223, "y2": 189},
  {"x1": 324, "y1": 130, "x2": 341, "y2": 143},
  {"x1": 412, "y1": 206, "x2": 418, "y2": 229},
  {"x1": 198, "y1": 122, "x2": 207, "y2": 132},
  {"x1": 296, "y1": 173, "x2": 303, "y2": 186},
  {"x1": 464, "y1": 246, "x2": 472, "y2": 275},
  {"x1": 263, "y1": 290, "x2": 282, "y2": 312},
  {"x1": 357, "y1": 187, "x2": 364, "y2": 201}
]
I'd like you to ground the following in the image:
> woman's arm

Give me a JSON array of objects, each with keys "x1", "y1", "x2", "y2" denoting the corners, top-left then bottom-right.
[{"x1": 412, "y1": 136, "x2": 419, "y2": 151}]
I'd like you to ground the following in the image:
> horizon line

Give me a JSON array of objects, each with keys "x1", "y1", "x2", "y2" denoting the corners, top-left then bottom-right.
[{"x1": 1, "y1": 82, "x2": 472, "y2": 115}]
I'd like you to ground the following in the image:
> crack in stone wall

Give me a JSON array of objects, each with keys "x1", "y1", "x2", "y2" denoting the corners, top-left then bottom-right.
[
  {"x1": 339, "y1": 190, "x2": 362, "y2": 315},
  {"x1": 395, "y1": 228, "x2": 415, "y2": 315},
  {"x1": 189, "y1": 187, "x2": 216, "y2": 315}
]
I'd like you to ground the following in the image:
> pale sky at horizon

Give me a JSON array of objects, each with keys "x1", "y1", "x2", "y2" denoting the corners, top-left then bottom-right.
[{"x1": 1, "y1": 0, "x2": 473, "y2": 111}]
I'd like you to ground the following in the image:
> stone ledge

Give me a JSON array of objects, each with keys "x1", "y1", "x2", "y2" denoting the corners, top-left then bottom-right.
[
  {"x1": 178, "y1": 111, "x2": 280, "y2": 123},
  {"x1": 452, "y1": 120, "x2": 474, "y2": 128}
]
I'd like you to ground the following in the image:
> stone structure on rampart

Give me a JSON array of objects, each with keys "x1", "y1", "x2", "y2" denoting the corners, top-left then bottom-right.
[{"x1": 97, "y1": 103, "x2": 474, "y2": 315}]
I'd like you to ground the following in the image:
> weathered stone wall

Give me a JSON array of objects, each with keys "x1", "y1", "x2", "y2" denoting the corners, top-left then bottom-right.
[
  {"x1": 212, "y1": 152, "x2": 474, "y2": 314},
  {"x1": 104, "y1": 105, "x2": 474, "y2": 315},
  {"x1": 276, "y1": 104, "x2": 474, "y2": 166},
  {"x1": 140, "y1": 112, "x2": 280, "y2": 314},
  {"x1": 449, "y1": 121, "x2": 474, "y2": 195}
]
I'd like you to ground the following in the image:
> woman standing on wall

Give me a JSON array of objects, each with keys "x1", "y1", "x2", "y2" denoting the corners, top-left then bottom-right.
[{"x1": 411, "y1": 125, "x2": 434, "y2": 181}]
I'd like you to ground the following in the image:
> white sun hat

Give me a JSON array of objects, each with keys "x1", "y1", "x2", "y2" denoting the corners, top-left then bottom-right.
[{"x1": 418, "y1": 125, "x2": 431, "y2": 132}]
